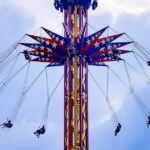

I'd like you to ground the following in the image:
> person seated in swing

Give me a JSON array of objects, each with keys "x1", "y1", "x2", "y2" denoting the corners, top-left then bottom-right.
[
  {"x1": 23, "y1": 50, "x2": 31, "y2": 60},
  {"x1": 0, "y1": 120, "x2": 13, "y2": 128},
  {"x1": 34, "y1": 125, "x2": 46, "y2": 138},
  {"x1": 109, "y1": 49, "x2": 118, "y2": 60},
  {"x1": 115, "y1": 123, "x2": 122, "y2": 136},
  {"x1": 147, "y1": 116, "x2": 150, "y2": 128},
  {"x1": 147, "y1": 61, "x2": 150, "y2": 66},
  {"x1": 111, "y1": 54, "x2": 118, "y2": 60}
]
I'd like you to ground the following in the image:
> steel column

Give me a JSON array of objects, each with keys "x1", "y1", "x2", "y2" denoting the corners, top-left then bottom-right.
[{"x1": 64, "y1": 5, "x2": 89, "y2": 150}]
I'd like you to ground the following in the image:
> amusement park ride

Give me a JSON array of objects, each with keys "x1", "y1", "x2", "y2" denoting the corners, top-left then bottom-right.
[{"x1": 0, "y1": 0, "x2": 150, "y2": 150}]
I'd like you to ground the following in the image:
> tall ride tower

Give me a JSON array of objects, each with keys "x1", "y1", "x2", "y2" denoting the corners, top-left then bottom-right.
[{"x1": 54, "y1": 0, "x2": 98, "y2": 150}]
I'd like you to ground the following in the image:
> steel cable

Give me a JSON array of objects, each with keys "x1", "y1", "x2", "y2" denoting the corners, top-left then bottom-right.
[
  {"x1": 123, "y1": 61, "x2": 149, "y2": 117},
  {"x1": 41, "y1": 70, "x2": 64, "y2": 126},
  {"x1": 89, "y1": 70, "x2": 120, "y2": 125}
]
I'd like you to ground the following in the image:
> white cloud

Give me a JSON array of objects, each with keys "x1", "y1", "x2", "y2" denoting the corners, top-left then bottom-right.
[
  {"x1": 7, "y1": 0, "x2": 64, "y2": 33},
  {"x1": 90, "y1": 0, "x2": 150, "y2": 23},
  {"x1": 5, "y1": 0, "x2": 150, "y2": 31},
  {"x1": 0, "y1": 119, "x2": 63, "y2": 150}
]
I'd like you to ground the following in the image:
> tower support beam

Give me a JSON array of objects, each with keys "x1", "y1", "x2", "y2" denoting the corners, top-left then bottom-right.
[
  {"x1": 64, "y1": 4, "x2": 89, "y2": 150},
  {"x1": 64, "y1": 57, "x2": 89, "y2": 150}
]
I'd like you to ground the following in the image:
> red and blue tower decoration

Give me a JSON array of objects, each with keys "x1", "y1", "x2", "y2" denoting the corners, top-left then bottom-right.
[{"x1": 20, "y1": 0, "x2": 132, "y2": 149}]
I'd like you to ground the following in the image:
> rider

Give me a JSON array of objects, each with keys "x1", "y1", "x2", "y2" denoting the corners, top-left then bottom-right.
[
  {"x1": 23, "y1": 50, "x2": 31, "y2": 60},
  {"x1": 109, "y1": 48, "x2": 118, "y2": 60},
  {"x1": 34, "y1": 125, "x2": 46, "y2": 138},
  {"x1": 147, "y1": 116, "x2": 150, "y2": 128},
  {"x1": 0, "y1": 120, "x2": 13, "y2": 128},
  {"x1": 115, "y1": 123, "x2": 122, "y2": 136}
]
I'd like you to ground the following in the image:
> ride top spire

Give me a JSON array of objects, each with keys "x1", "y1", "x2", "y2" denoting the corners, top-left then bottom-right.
[{"x1": 54, "y1": 0, "x2": 99, "y2": 12}]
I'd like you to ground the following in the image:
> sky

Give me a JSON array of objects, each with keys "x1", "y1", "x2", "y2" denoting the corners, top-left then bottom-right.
[{"x1": 0, "y1": 0, "x2": 150, "y2": 150}]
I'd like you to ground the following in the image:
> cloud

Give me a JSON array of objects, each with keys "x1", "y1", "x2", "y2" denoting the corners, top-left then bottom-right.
[
  {"x1": 93, "y1": 0, "x2": 150, "y2": 22},
  {"x1": 114, "y1": 12, "x2": 150, "y2": 49},
  {"x1": 7, "y1": 0, "x2": 64, "y2": 33},
  {"x1": 0, "y1": 1, "x2": 34, "y2": 51},
  {"x1": 0, "y1": 120, "x2": 63, "y2": 150}
]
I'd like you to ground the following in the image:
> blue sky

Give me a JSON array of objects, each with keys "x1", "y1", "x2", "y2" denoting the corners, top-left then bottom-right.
[{"x1": 0, "y1": 0, "x2": 150, "y2": 150}]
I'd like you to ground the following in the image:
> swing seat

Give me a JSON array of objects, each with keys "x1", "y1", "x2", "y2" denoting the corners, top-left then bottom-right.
[
  {"x1": 5, "y1": 123, "x2": 13, "y2": 128},
  {"x1": 147, "y1": 61, "x2": 150, "y2": 66},
  {"x1": 34, "y1": 126, "x2": 46, "y2": 137},
  {"x1": 2, "y1": 120, "x2": 13, "y2": 128},
  {"x1": 115, "y1": 123, "x2": 122, "y2": 136}
]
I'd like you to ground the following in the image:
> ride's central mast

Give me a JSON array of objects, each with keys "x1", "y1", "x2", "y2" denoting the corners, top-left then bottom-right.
[{"x1": 54, "y1": 1, "x2": 98, "y2": 150}]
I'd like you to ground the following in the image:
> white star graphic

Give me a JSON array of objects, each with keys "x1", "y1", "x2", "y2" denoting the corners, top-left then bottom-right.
[
  {"x1": 94, "y1": 42, "x2": 99, "y2": 48},
  {"x1": 35, "y1": 51, "x2": 39, "y2": 55},
  {"x1": 41, "y1": 39, "x2": 45, "y2": 43},
  {"x1": 41, "y1": 52, "x2": 45, "y2": 56},
  {"x1": 114, "y1": 44, "x2": 117, "y2": 48},
  {"x1": 107, "y1": 45, "x2": 112, "y2": 50},
  {"x1": 37, "y1": 38, "x2": 41, "y2": 41},
  {"x1": 95, "y1": 34, "x2": 99, "y2": 38},
  {"x1": 41, "y1": 46, "x2": 45, "y2": 50},
  {"x1": 46, "y1": 41, "x2": 50, "y2": 45},
  {"x1": 92, "y1": 36, "x2": 95, "y2": 41},
  {"x1": 35, "y1": 45, "x2": 39, "y2": 49},
  {"x1": 101, "y1": 40, "x2": 105, "y2": 44},
  {"x1": 107, "y1": 38, "x2": 110, "y2": 42},
  {"x1": 108, "y1": 50, "x2": 113, "y2": 54},
  {"x1": 55, "y1": 37, "x2": 59, "y2": 41},
  {"x1": 42, "y1": 58, "x2": 45, "y2": 61},
  {"x1": 100, "y1": 48, "x2": 105, "y2": 52},
  {"x1": 47, "y1": 48, "x2": 52, "y2": 53},
  {"x1": 60, "y1": 40, "x2": 64, "y2": 45},
  {"x1": 87, "y1": 40, "x2": 91, "y2": 45},
  {"x1": 52, "y1": 42, "x2": 57, "y2": 48}
]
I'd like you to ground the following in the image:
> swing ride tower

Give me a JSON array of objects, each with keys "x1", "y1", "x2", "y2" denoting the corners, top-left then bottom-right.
[
  {"x1": 56, "y1": 1, "x2": 100, "y2": 149},
  {"x1": 64, "y1": 6, "x2": 88, "y2": 150},
  {"x1": 61, "y1": 1, "x2": 91, "y2": 149},
  {"x1": 54, "y1": 1, "x2": 99, "y2": 149}
]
